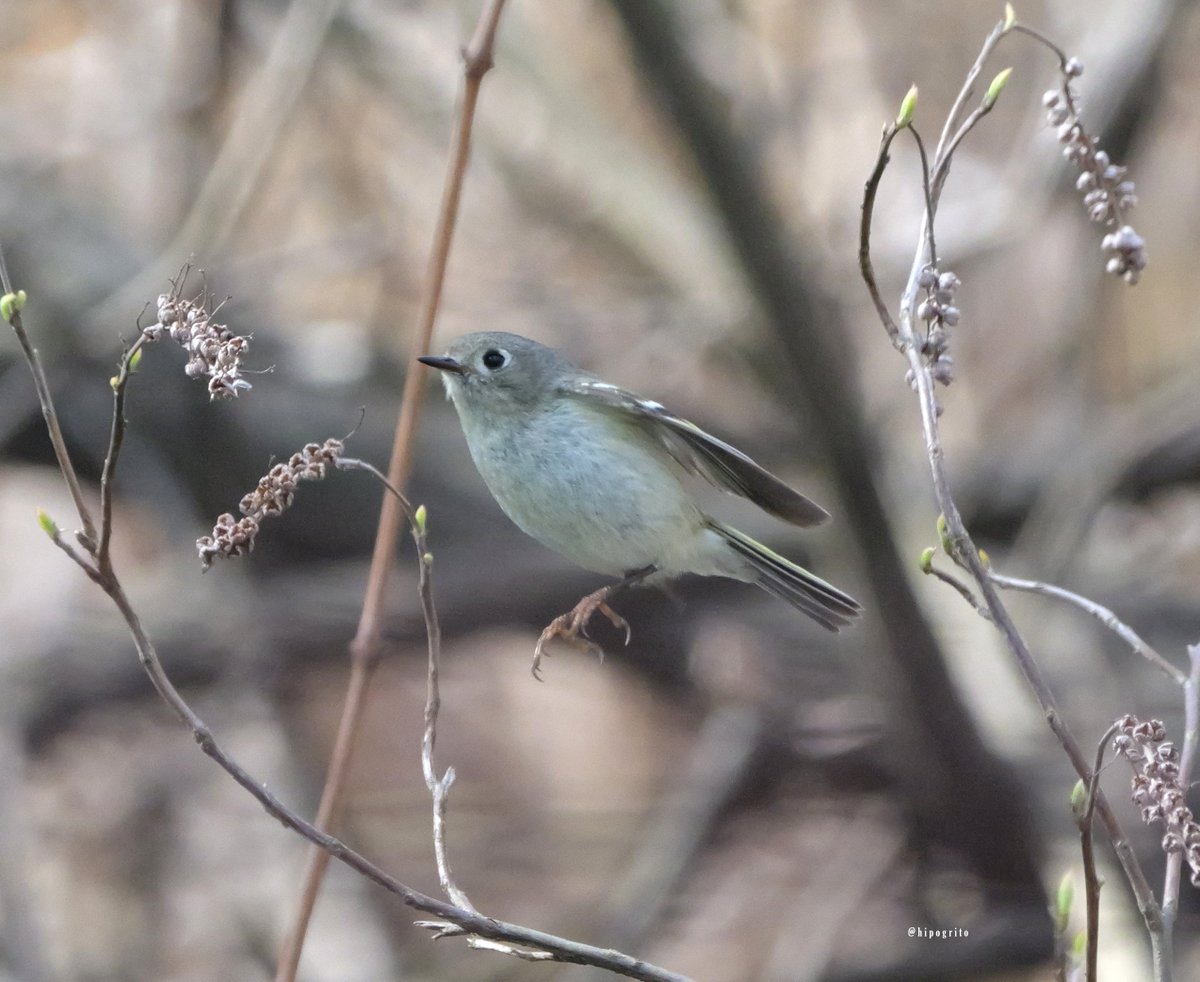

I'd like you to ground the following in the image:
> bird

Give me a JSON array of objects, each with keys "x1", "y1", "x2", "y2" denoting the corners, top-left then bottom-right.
[{"x1": 419, "y1": 332, "x2": 861, "y2": 677}]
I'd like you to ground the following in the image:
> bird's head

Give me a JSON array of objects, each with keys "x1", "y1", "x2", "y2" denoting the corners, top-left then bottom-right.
[{"x1": 418, "y1": 332, "x2": 570, "y2": 415}]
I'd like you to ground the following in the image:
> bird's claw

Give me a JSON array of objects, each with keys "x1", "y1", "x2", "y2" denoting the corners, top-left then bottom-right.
[{"x1": 530, "y1": 594, "x2": 631, "y2": 680}]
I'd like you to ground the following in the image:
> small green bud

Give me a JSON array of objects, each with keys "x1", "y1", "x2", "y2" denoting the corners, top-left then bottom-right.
[
  {"x1": 414, "y1": 504, "x2": 427, "y2": 534},
  {"x1": 896, "y1": 84, "x2": 918, "y2": 128},
  {"x1": 1070, "y1": 779, "x2": 1087, "y2": 819},
  {"x1": 422, "y1": 551, "x2": 434, "y2": 565},
  {"x1": 0, "y1": 290, "x2": 27, "y2": 322},
  {"x1": 109, "y1": 375, "x2": 120, "y2": 391},
  {"x1": 129, "y1": 348, "x2": 143, "y2": 373},
  {"x1": 1072, "y1": 929, "x2": 1087, "y2": 958},
  {"x1": 936, "y1": 514, "x2": 953, "y2": 554},
  {"x1": 977, "y1": 547, "x2": 991, "y2": 569},
  {"x1": 36, "y1": 507, "x2": 59, "y2": 538},
  {"x1": 1055, "y1": 872, "x2": 1074, "y2": 930},
  {"x1": 919, "y1": 547, "x2": 935, "y2": 574},
  {"x1": 1003, "y1": 3, "x2": 1016, "y2": 31},
  {"x1": 983, "y1": 68, "x2": 1013, "y2": 110}
]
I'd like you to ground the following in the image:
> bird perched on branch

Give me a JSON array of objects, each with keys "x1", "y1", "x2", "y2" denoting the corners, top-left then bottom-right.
[{"x1": 420, "y1": 332, "x2": 860, "y2": 677}]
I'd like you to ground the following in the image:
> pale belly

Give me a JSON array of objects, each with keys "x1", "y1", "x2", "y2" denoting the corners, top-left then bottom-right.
[{"x1": 461, "y1": 404, "x2": 710, "y2": 576}]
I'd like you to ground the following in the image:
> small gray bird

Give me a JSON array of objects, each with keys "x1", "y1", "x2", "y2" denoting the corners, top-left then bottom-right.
[{"x1": 419, "y1": 332, "x2": 860, "y2": 676}]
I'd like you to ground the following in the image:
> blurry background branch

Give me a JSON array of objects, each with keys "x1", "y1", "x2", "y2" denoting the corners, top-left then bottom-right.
[{"x1": 85, "y1": 0, "x2": 349, "y2": 344}]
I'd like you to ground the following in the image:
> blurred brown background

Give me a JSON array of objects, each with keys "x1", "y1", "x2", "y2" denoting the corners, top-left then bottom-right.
[{"x1": 1, "y1": 0, "x2": 1199, "y2": 979}]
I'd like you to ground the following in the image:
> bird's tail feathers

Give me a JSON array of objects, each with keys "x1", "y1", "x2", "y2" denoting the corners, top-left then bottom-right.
[{"x1": 707, "y1": 520, "x2": 862, "y2": 632}]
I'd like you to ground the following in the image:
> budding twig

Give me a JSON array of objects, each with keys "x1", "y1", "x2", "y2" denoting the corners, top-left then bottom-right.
[
  {"x1": 1, "y1": 249, "x2": 98, "y2": 547},
  {"x1": 857, "y1": 10, "x2": 1164, "y2": 963}
]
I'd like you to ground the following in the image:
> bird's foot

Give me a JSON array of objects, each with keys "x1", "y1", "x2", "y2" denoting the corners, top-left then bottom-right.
[{"x1": 531, "y1": 589, "x2": 631, "y2": 681}]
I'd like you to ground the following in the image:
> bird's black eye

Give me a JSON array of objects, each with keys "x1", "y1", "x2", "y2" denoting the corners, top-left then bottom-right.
[{"x1": 482, "y1": 349, "x2": 508, "y2": 370}]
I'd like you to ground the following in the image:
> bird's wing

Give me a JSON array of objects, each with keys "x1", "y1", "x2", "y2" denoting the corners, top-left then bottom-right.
[{"x1": 561, "y1": 378, "x2": 830, "y2": 527}]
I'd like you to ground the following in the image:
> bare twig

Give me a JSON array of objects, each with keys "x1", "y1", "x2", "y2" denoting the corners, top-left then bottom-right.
[
  {"x1": 907, "y1": 127, "x2": 937, "y2": 271},
  {"x1": 991, "y1": 572, "x2": 1185, "y2": 686},
  {"x1": 416, "y1": 537, "x2": 474, "y2": 912},
  {"x1": 859, "y1": 124, "x2": 905, "y2": 347},
  {"x1": 336, "y1": 459, "x2": 474, "y2": 911},
  {"x1": 468, "y1": 938, "x2": 557, "y2": 961},
  {"x1": 0, "y1": 255, "x2": 97, "y2": 547},
  {"x1": 276, "y1": 2, "x2": 510, "y2": 976},
  {"x1": 928, "y1": 17, "x2": 1010, "y2": 200},
  {"x1": 923, "y1": 561, "x2": 994, "y2": 622},
  {"x1": 44, "y1": 522, "x2": 103, "y2": 585},
  {"x1": 1080, "y1": 722, "x2": 1120, "y2": 982},
  {"x1": 98, "y1": 336, "x2": 148, "y2": 570},
  {"x1": 416, "y1": 923, "x2": 558, "y2": 962},
  {"x1": 1159, "y1": 645, "x2": 1200, "y2": 973}
]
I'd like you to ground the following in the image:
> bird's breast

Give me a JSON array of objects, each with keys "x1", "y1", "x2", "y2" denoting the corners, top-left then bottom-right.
[{"x1": 458, "y1": 403, "x2": 701, "y2": 575}]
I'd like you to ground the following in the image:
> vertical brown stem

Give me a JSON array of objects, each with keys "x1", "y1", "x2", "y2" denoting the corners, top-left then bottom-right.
[{"x1": 273, "y1": 3, "x2": 509, "y2": 979}]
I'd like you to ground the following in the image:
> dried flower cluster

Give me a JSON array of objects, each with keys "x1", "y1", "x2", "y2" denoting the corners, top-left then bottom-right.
[
  {"x1": 912, "y1": 265, "x2": 960, "y2": 386},
  {"x1": 1042, "y1": 58, "x2": 1146, "y2": 284},
  {"x1": 144, "y1": 287, "x2": 252, "y2": 399},
  {"x1": 197, "y1": 439, "x2": 345, "y2": 570},
  {"x1": 1113, "y1": 714, "x2": 1200, "y2": 887}
]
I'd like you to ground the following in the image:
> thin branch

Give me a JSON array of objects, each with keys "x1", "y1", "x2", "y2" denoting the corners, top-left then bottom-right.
[
  {"x1": 337, "y1": 458, "x2": 474, "y2": 910},
  {"x1": 991, "y1": 572, "x2": 1186, "y2": 686},
  {"x1": 935, "y1": 104, "x2": 992, "y2": 192},
  {"x1": 1010, "y1": 22, "x2": 1070, "y2": 66},
  {"x1": 1080, "y1": 722, "x2": 1120, "y2": 982},
  {"x1": 98, "y1": 335, "x2": 148, "y2": 570},
  {"x1": 45, "y1": 526, "x2": 103, "y2": 585},
  {"x1": 416, "y1": 923, "x2": 557, "y2": 961},
  {"x1": 417, "y1": 541, "x2": 474, "y2": 912},
  {"x1": 928, "y1": 15, "x2": 1010, "y2": 199},
  {"x1": 906, "y1": 126, "x2": 937, "y2": 268},
  {"x1": 858, "y1": 124, "x2": 905, "y2": 347},
  {"x1": 925, "y1": 563, "x2": 994, "y2": 622},
  {"x1": 1159, "y1": 644, "x2": 1200, "y2": 974},
  {"x1": 468, "y1": 938, "x2": 556, "y2": 961},
  {"x1": 276, "y1": 2, "x2": 510, "y2": 976},
  {"x1": 3, "y1": 296, "x2": 98, "y2": 547}
]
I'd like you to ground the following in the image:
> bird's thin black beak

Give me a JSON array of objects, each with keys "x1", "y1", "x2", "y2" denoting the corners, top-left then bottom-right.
[{"x1": 417, "y1": 355, "x2": 467, "y2": 375}]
